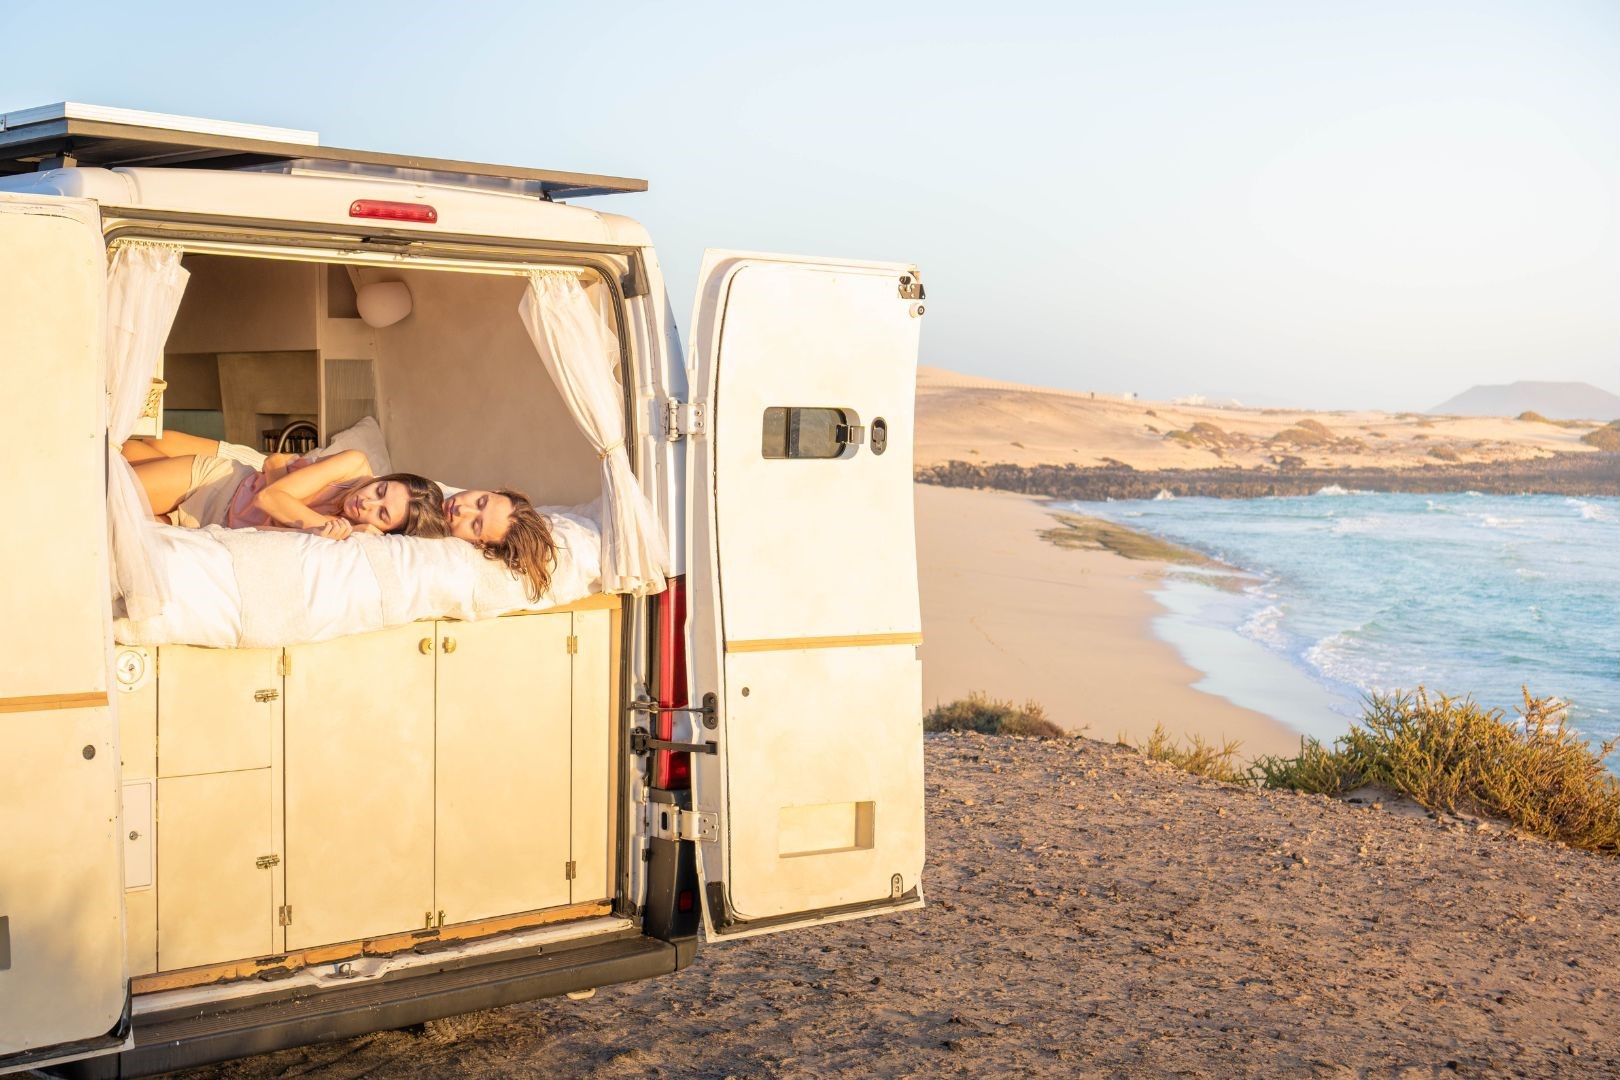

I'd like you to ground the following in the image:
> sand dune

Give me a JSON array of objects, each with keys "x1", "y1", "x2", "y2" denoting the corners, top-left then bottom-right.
[{"x1": 915, "y1": 365, "x2": 1603, "y2": 471}]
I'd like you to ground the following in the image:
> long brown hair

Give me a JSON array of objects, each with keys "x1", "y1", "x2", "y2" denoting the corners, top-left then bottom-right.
[
  {"x1": 483, "y1": 489, "x2": 556, "y2": 601},
  {"x1": 372, "y1": 473, "x2": 450, "y2": 538}
]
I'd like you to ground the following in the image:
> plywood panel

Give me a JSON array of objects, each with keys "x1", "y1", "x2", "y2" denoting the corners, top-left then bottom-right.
[
  {"x1": 435, "y1": 615, "x2": 572, "y2": 924},
  {"x1": 157, "y1": 769, "x2": 276, "y2": 972},
  {"x1": 156, "y1": 646, "x2": 280, "y2": 777},
  {"x1": 284, "y1": 625, "x2": 434, "y2": 949},
  {"x1": 570, "y1": 608, "x2": 616, "y2": 902}
]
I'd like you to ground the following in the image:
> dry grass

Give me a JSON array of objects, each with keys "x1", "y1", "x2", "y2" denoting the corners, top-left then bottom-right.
[
  {"x1": 1582, "y1": 421, "x2": 1620, "y2": 451},
  {"x1": 1428, "y1": 445, "x2": 1461, "y2": 462},
  {"x1": 1252, "y1": 690, "x2": 1619, "y2": 854},
  {"x1": 925, "y1": 692, "x2": 1067, "y2": 739},
  {"x1": 1131, "y1": 724, "x2": 1247, "y2": 783}
]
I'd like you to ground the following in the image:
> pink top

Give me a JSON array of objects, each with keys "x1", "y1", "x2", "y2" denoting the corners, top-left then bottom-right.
[{"x1": 225, "y1": 455, "x2": 342, "y2": 528}]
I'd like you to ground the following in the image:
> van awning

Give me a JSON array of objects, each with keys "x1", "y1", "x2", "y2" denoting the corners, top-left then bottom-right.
[{"x1": 0, "y1": 103, "x2": 647, "y2": 200}]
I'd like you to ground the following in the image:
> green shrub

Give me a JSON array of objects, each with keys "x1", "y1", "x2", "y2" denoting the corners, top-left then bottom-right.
[
  {"x1": 1135, "y1": 724, "x2": 1246, "y2": 783},
  {"x1": 924, "y1": 692, "x2": 1066, "y2": 739},
  {"x1": 1254, "y1": 690, "x2": 1619, "y2": 854}
]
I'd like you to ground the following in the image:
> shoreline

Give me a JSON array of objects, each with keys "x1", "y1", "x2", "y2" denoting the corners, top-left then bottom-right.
[{"x1": 915, "y1": 484, "x2": 1306, "y2": 758}]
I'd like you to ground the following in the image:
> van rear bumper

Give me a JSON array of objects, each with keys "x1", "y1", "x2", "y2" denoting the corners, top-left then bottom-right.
[{"x1": 55, "y1": 929, "x2": 679, "y2": 1079}]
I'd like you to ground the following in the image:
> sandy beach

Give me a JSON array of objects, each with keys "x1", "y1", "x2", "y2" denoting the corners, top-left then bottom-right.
[
  {"x1": 189, "y1": 733, "x2": 1620, "y2": 1079},
  {"x1": 916, "y1": 483, "x2": 1306, "y2": 758}
]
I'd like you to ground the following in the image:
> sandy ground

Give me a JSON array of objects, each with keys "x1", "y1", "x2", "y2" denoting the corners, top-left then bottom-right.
[
  {"x1": 915, "y1": 366, "x2": 1603, "y2": 471},
  {"x1": 915, "y1": 483, "x2": 1302, "y2": 758},
  {"x1": 190, "y1": 733, "x2": 1620, "y2": 1079}
]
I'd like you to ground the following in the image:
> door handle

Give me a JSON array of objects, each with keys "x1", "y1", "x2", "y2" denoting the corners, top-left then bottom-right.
[
  {"x1": 441, "y1": 637, "x2": 458, "y2": 654},
  {"x1": 418, "y1": 637, "x2": 434, "y2": 655}
]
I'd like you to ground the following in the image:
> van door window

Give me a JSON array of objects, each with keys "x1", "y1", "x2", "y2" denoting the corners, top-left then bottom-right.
[{"x1": 761, "y1": 406, "x2": 863, "y2": 459}]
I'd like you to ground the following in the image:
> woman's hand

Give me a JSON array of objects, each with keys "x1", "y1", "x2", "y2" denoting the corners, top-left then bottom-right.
[{"x1": 308, "y1": 517, "x2": 354, "y2": 541}]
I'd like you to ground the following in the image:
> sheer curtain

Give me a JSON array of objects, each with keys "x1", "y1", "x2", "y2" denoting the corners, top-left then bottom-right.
[
  {"x1": 106, "y1": 242, "x2": 189, "y2": 620},
  {"x1": 518, "y1": 270, "x2": 669, "y2": 596}
]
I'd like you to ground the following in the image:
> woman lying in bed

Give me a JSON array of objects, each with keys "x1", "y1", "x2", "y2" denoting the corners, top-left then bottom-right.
[
  {"x1": 126, "y1": 431, "x2": 447, "y2": 540},
  {"x1": 443, "y1": 488, "x2": 557, "y2": 602}
]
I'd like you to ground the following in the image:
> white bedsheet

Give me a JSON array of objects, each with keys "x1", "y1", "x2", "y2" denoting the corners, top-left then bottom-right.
[{"x1": 114, "y1": 510, "x2": 602, "y2": 649}]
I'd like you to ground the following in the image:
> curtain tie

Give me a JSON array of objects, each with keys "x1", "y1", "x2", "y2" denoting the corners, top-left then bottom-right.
[{"x1": 597, "y1": 440, "x2": 624, "y2": 461}]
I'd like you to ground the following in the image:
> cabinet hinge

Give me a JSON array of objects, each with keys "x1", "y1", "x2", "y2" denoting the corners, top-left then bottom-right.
[
  {"x1": 254, "y1": 688, "x2": 280, "y2": 703},
  {"x1": 897, "y1": 271, "x2": 925, "y2": 300},
  {"x1": 565, "y1": 860, "x2": 577, "y2": 881},
  {"x1": 276, "y1": 653, "x2": 291, "y2": 677},
  {"x1": 255, "y1": 854, "x2": 280, "y2": 869},
  {"x1": 278, "y1": 904, "x2": 293, "y2": 926},
  {"x1": 663, "y1": 399, "x2": 707, "y2": 441},
  {"x1": 566, "y1": 635, "x2": 579, "y2": 655}
]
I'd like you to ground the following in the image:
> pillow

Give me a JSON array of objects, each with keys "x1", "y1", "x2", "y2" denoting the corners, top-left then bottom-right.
[{"x1": 318, "y1": 416, "x2": 393, "y2": 475}]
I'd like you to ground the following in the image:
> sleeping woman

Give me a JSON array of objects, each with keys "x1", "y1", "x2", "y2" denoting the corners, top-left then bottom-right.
[
  {"x1": 125, "y1": 431, "x2": 447, "y2": 540},
  {"x1": 443, "y1": 488, "x2": 557, "y2": 602}
]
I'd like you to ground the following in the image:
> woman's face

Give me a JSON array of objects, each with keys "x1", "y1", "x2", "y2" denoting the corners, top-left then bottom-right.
[
  {"x1": 341, "y1": 478, "x2": 411, "y2": 533},
  {"x1": 445, "y1": 489, "x2": 514, "y2": 545}
]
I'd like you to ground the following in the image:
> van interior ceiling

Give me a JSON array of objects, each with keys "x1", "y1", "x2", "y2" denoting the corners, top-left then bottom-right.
[{"x1": 161, "y1": 252, "x2": 605, "y2": 507}]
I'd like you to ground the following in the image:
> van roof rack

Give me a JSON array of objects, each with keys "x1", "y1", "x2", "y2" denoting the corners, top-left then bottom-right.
[{"x1": 0, "y1": 103, "x2": 647, "y2": 200}]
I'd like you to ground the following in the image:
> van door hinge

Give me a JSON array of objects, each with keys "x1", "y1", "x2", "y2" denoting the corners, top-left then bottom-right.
[
  {"x1": 276, "y1": 654, "x2": 291, "y2": 677},
  {"x1": 648, "y1": 806, "x2": 719, "y2": 843},
  {"x1": 565, "y1": 860, "x2": 577, "y2": 880},
  {"x1": 663, "y1": 399, "x2": 707, "y2": 441},
  {"x1": 897, "y1": 271, "x2": 925, "y2": 300},
  {"x1": 278, "y1": 904, "x2": 293, "y2": 926},
  {"x1": 253, "y1": 688, "x2": 280, "y2": 703},
  {"x1": 566, "y1": 635, "x2": 579, "y2": 655}
]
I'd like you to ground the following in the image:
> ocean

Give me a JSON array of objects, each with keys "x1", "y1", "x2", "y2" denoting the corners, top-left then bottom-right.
[{"x1": 1074, "y1": 490, "x2": 1620, "y2": 753}]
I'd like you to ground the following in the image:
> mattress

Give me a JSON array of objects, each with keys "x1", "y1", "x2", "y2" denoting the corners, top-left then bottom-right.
[{"x1": 114, "y1": 509, "x2": 602, "y2": 649}]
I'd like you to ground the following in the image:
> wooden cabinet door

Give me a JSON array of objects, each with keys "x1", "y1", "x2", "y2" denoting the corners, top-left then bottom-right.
[
  {"x1": 283, "y1": 625, "x2": 435, "y2": 949},
  {"x1": 570, "y1": 608, "x2": 617, "y2": 903},
  {"x1": 156, "y1": 645, "x2": 280, "y2": 777},
  {"x1": 434, "y1": 615, "x2": 573, "y2": 925},
  {"x1": 157, "y1": 769, "x2": 277, "y2": 971}
]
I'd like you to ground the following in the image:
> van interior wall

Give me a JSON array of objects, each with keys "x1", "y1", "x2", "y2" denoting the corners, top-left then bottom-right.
[{"x1": 362, "y1": 267, "x2": 601, "y2": 508}]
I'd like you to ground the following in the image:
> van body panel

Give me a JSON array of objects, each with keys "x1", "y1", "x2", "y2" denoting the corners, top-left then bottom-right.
[
  {"x1": 0, "y1": 167, "x2": 654, "y2": 249},
  {"x1": 687, "y1": 250, "x2": 926, "y2": 937},
  {"x1": 0, "y1": 193, "x2": 129, "y2": 1061}
]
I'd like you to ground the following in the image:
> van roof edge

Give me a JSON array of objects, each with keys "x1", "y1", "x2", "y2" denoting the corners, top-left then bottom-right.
[{"x1": 0, "y1": 106, "x2": 647, "y2": 199}]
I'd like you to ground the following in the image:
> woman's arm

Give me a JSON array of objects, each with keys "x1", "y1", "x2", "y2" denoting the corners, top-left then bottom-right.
[{"x1": 251, "y1": 449, "x2": 371, "y2": 532}]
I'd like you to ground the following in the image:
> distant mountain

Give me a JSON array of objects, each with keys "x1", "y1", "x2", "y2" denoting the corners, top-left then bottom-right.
[{"x1": 1429, "y1": 381, "x2": 1620, "y2": 421}]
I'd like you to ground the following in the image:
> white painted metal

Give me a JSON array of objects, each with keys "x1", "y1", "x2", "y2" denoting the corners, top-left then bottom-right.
[
  {"x1": 687, "y1": 250, "x2": 926, "y2": 938},
  {"x1": 0, "y1": 193, "x2": 129, "y2": 1062}
]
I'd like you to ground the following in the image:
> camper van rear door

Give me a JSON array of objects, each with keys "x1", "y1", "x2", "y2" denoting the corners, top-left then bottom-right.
[
  {"x1": 687, "y1": 250, "x2": 925, "y2": 940},
  {"x1": 0, "y1": 194, "x2": 132, "y2": 1069}
]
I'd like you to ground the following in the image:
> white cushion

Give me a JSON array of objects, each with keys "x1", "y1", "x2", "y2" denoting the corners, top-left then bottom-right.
[{"x1": 318, "y1": 416, "x2": 393, "y2": 475}]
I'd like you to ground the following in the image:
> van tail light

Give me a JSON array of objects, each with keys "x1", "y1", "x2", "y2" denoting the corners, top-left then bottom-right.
[
  {"x1": 348, "y1": 199, "x2": 438, "y2": 223},
  {"x1": 654, "y1": 575, "x2": 690, "y2": 790}
]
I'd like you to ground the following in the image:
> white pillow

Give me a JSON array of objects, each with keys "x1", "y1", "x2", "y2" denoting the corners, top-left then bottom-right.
[{"x1": 319, "y1": 416, "x2": 393, "y2": 475}]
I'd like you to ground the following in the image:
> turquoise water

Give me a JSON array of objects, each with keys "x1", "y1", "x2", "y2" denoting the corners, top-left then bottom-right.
[{"x1": 1074, "y1": 491, "x2": 1620, "y2": 752}]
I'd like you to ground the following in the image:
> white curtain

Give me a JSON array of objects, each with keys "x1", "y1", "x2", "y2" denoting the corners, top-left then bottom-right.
[
  {"x1": 106, "y1": 242, "x2": 190, "y2": 620},
  {"x1": 519, "y1": 270, "x2": 669, "y2": 596}
]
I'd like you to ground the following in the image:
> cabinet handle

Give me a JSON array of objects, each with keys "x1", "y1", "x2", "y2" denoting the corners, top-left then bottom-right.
[
  {"x1": 418, "y1": 637, "x2": 434, "y2": 655},
  {"x1": 441, "y1": 637, "x2": 458, "y2": 654}
]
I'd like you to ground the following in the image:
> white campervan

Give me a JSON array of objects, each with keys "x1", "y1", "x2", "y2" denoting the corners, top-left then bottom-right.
[{"x1": 0, "y1": 104, "x2": 926, "y2": 1077}]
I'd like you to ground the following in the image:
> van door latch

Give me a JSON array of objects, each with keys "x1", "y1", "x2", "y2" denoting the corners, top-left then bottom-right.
[
  {"x1": 897, "y1": 272, "x2": 925, "y2": 300},
  {"x1": 663, "y1": 400, "x2": 707, "y2": 441},
  {"x1": 629, "y1": 691, "x2": 718, "y2": 729},
  {"x1": 630, "y1": 729, "x2": 718, "y2": 756},
  {"x1": 650, "y1": 806, "x2": 718, "y2": 843}
]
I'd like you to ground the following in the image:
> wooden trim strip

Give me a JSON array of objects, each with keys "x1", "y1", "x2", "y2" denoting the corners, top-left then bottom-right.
[
  {"x1": 0, "y1": 690, "x2": 108, "y2": 714},
  {"x1": 725, "y1": 632, "x2": 923, "y2": 654},
  {"x1": 131, "y1": 900, "x2": 614, "y2": 995}
]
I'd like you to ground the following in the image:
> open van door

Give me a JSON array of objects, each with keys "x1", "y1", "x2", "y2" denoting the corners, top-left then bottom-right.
[
  {"x1": 0, "y1": 194, "x2": 131, "y2": 1071},
  {"x1": 686, "y1": 250, "x2": 926, "y2": 939}
]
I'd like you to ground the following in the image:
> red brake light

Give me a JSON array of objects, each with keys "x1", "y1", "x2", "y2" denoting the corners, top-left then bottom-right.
[
  {"x1": 348, "y1": 199, "x2": 438, "y2": 223},
  {"x1": 654, "y1": 576, "x2": 690, "y2": 790}
]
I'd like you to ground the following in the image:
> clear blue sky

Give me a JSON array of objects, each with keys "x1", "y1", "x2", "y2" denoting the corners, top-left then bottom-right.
[{"x1": 5, "y1": 0, "x2": 1615, "y2": 409}]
